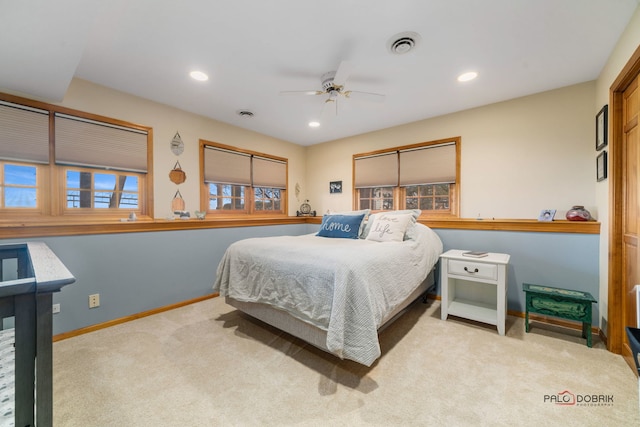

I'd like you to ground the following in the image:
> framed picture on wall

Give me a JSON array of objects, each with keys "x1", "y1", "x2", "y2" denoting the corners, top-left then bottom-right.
[
  {"x1": 329, "y1": 181, "x2": 342, "y2": 194},
  {"x1": 597, "y1": 150, "x2": 607, "y2": 182},
  {"x1": 596, "y1": 104, "x2": 608, "y2": 151}
]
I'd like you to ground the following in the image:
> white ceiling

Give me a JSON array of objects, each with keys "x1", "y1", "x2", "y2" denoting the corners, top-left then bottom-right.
[{"x1": 1, "y1": 0, "x2": 637, "y2": 146}]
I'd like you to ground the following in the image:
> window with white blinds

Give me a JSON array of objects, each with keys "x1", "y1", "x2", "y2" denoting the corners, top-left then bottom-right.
[
  {"x1": 0, "y1": 92, "x2": 152, "y2": 218},
  {"x1": 55, "y1": 113, "x2": 148, "y2": 173},
  {"x1": 354, "y1": 152, "x2": 398, "y2": 188},
  {"x1": 204, "y1": 146, "x2": 251, "y2": 185},
  {"x1": 201, "y1": 141, "x2": 287, "y2": 215},
  {"x1": 353, "y1": 138, "x2": 460, "y2": 216},
  {"x1": 0, "y1": 101, "x2": 49, "y2": 164},
  {"x1": 252, "y1": 156, "x2": 287, "y2": 189},
  {"x1": 399, "y1": 142, "x2": 456, "y2": 186}
]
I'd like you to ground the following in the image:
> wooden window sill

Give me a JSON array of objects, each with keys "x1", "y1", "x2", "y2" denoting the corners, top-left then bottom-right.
[{"x1": 0, "y1": 216, "x2": 599, "y2": 239}]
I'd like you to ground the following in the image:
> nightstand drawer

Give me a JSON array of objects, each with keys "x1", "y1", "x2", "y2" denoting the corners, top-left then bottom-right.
[{"x1": 448, "y1": 259, "x2": 497, "y2": 280}]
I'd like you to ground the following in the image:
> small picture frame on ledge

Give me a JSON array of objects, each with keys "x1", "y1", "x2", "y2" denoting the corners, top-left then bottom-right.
[
  {"x1": 538, "y1": 209, "x2": 556, "y2": 222},
  {"x1": 596, "y1": 104, "x2": 608, "y2": 151},
  {"x1": 329, "y1": 181, "x2": 342, "y2": 194},
  {"x1": 597, "y1": 150, "x2": 607, "y2": 182}
]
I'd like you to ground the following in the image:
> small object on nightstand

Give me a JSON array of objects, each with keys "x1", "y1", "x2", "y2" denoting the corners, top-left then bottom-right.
[{"x1": 462, "y1": 251, "x2": 488, "y2": 258}]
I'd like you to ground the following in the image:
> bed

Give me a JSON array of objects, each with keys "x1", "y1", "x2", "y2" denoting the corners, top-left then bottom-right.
[{"x1": 213, "y1": 210, "x2": 443, "y2": 366}]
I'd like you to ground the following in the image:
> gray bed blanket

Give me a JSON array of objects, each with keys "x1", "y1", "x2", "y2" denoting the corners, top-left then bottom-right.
[{"x1": 213, "y1": 223, "x2": 443, "y2": 365}]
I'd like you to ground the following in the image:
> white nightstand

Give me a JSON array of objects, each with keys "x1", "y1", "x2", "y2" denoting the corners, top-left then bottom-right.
[{"x1": 439, "y1": 249, "x2": 510, "y2": 335}]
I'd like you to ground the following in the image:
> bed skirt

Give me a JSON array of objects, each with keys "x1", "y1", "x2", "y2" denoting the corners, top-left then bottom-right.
[{"x1": 225, "y1": 268, "x2": 436, "y2": 361}]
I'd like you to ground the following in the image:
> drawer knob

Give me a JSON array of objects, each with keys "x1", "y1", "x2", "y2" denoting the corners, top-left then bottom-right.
[{"x1": 464, "y1": 267, "x2": 479, "y2": 273}]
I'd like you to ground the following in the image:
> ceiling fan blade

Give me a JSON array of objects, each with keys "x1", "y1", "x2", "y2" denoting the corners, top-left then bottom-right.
[
  {"x1": 332, "y1": 60, "x2": 353, "y2": 86},
  {"x1": 344, "y1": 90, "x2": 386, "y2": 103},
  {"x1": 279, "y1": 90, "x2": 324, "y2": 96},
  {"x1": 320, "y1": 98, "x2": 337, "y2": 121}
]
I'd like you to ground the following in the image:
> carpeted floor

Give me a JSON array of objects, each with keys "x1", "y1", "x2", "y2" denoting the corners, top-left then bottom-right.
[{"x1": 53, "y1": 297, "x2": 639, "y2": 426}]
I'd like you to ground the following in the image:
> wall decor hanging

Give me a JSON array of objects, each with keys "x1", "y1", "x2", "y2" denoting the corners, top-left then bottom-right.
[
  {"x1": 329, "y1": 181, "x2": 342, "y2": 194},
  {"x1": 596, "y1": 105, "x2": 608, "y2": 151},
  {"x1": 597, "y1": 150, "x2": 607, "y2": 182},
  {"x1": 170, "y1": 131, "x2": 184, "y2": 155},
  {"x1": 169, "y1": 160, "x2": 186, "y2": 184}
]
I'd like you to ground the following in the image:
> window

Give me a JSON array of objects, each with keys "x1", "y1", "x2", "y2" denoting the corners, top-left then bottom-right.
[
  {"x1": 64, "y1": 168, "x2": 140, "y2": 209},
  {"x1": 353, "y1": 137, "x2": 460, "y2": 217},
  {"x1": 201, "y1": 141, "x2": 287, "y2": 215},
  {"x1": 1, "y1": 162, "x2": 40, "y2": 209},
  {"x1": 0, "y1": 94, "x2": 152, "y2": 220}
]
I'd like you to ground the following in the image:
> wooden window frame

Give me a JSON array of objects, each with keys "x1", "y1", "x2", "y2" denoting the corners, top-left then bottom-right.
[
  {"x1": 0, "y1": 92, "x2": 153, "y2": 223},
  {"x1": 200, "y1": 140, "x2": 287, "y2": 217},
  {"x1": 353, "y1": 137, "x2": 460, "y2": 218}
]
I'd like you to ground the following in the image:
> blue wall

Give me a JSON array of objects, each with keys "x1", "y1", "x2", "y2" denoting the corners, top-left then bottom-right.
[
  {"x1": 2, "y1": 224, "x2": 308, "y2": 335},
  {"x1": 1, "y1": 223, "x2": 600, "y2": 335},
  {"x1": 433, "y1": 228, "x2": 600, "y2": 325}
]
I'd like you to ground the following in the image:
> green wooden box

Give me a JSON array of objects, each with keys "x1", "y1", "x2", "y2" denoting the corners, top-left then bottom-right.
[{"x1": 523, "y1": 283, "x2": 597, "y2": 347}]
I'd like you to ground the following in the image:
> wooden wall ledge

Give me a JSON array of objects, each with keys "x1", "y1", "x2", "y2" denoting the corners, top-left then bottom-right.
[{"x1": 0, "y1": 216, "x2": 599, "y2": 239}]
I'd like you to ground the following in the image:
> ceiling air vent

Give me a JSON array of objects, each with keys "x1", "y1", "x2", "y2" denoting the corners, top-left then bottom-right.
[
  {"x1": 387, "y1": 31, "x2": 421, "y2": 55},
  {"x1": 237, "y1": 110, "x2": 254, "y2": 118}
]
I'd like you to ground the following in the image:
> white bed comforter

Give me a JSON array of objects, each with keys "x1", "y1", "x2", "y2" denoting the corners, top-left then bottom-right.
[{"x1": 213, "y1": 223, "x2": 442, "y2": 365}]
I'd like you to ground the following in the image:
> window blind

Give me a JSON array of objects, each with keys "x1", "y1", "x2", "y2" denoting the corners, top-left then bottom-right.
[
  {"x1": 54, "y1": 113, "x2": 148, "y2": 173},
  {"x1": 399, "y1": 142, "x2": 456, "y2": 186},
  {"x1": 354, "y1": 152, "x2": 398, "y2": 188},
  {"x1": 0, "y1": 101, "x2": 49, "y2": 164},
  {"x1": 252, "y1": 156, "x2": 287, "y2": 189},
  {"x1": 204, "y1": 146, "x2": 251, "y2": 186}
]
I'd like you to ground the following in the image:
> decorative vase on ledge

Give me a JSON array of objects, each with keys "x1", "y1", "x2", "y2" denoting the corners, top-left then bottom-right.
[{"x1": 566, "y1": 205, "x2": 592, "y2": 221}]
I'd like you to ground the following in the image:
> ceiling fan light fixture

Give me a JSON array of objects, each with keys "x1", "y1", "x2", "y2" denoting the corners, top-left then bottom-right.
[{"x1": 388, "y1": 31, "x2": 421, "y2": 55}]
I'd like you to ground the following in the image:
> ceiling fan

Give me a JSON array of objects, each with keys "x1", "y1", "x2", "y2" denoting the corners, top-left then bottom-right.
[{"x1": 280, "y1": 61, "x2": 385, "y2": 118}]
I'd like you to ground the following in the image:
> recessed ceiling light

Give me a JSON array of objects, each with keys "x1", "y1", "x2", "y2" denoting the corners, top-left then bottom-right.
[
  {"x1": 190, "y1": 70, "x2": 209, "y2": 81},
  {"x1": 308, "y1": 121, "x2": 320, "y2": 128},
  {"x1": 457, "y1": 71, "x2": 478, "y2": 82}
]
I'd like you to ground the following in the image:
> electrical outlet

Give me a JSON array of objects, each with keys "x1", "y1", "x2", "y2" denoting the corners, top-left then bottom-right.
[
  {"x1": 89, "y1": 293, "x2": 100, "y2": 308},
  {"x1": 52, "y1": 303, "x2": 61, "y2": 314}
]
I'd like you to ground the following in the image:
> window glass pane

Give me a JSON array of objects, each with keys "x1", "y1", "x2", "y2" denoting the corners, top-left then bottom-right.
[
  {"x1": 435, "y1": 197, "x2": 449, "y2": 210},
  {"x1": 66, "y1": 170, "x2": 80, "y2": 188},
  {"x1": 419, "y1": 198, "x2": 433, "y2": 210},
  {"x1": 123, "y1": 176, "x2": 138, "y2": 192},
  {"x1": 435, "y1": 184, "x2": 449, "y2": 195},
  {"x1": 94, "y1": 173, "x2": 116, "y2": 191},
  {"x1": 5, "y1": 187, "x2": 36, "y2": 207},
  {"x1": 5, "y1": 164, "x2": 36, "y2": 186},
  {"x1": 65, "y1": 168, "x2": 140, "y2": 210},
  {"x1": 254, "y1": 187, "x2": 281, "y2": 212},
  {"x1": 358, "y1": 186, "x2": 394, "y2": 211},
  {"x1": 2, "y1": 164, "x2": 38, "y2": 208},
  {"x1": 420, "y1": 186, "x2": 433, "y2": 196},
  {"x1": 406, "y1": 197, "x2": 418, "y2": 209},
  {"x1": 209, "y1": 183, "x2": 245, "y2": 211}
]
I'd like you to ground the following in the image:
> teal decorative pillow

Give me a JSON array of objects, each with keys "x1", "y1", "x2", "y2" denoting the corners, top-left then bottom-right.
[{"x1": 317, "y1": 214, "x2": 365, "y2": 239}]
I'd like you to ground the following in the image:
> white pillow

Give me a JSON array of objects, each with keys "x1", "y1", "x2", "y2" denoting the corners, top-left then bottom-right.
[
  {"x1": 361, "y1": 209, "x2": 421, "y2": 238},
  {"x1": 365, "y1": 213, "x2": 413, "y2": 242}
]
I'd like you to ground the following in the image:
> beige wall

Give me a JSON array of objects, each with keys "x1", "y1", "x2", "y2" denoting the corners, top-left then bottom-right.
[
  {"x1": 306, "y1": 81, "x2": 596, "y2": 219},
  {"x1": 594, "y1": 5, "x2": 640, "y2": 330},
  {"x1": 58, "y1": 79, "x2": 307, "y2": 218}
]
